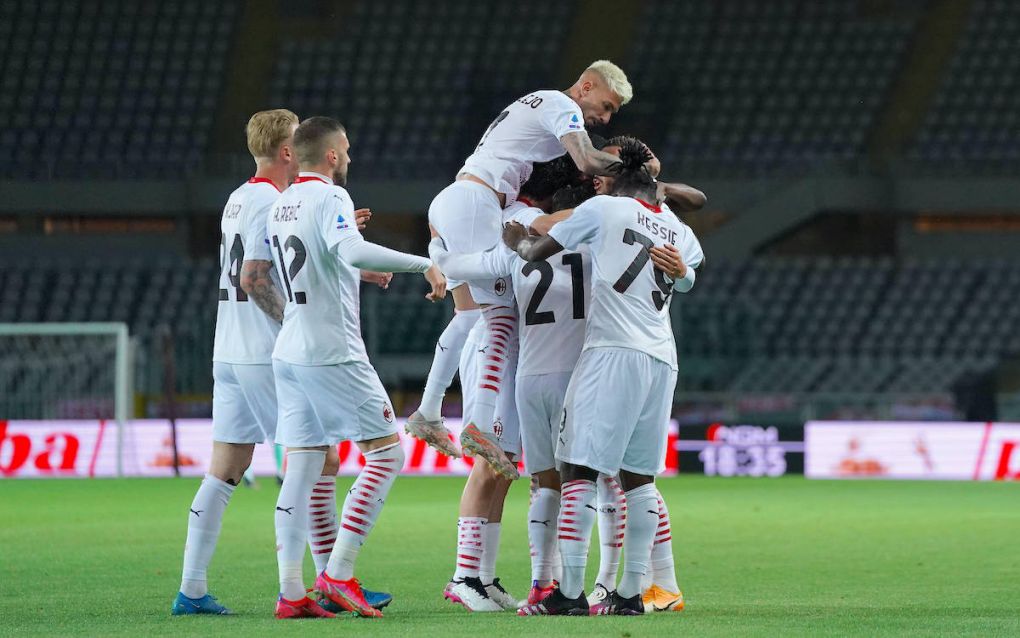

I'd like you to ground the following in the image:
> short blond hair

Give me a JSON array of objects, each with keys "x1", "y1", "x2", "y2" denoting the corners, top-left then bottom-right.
[
  {"x1": 246, "y1": 109, "x2": 299, "y2": 159},
  {"x1": 586, "y1": 60, "x2": 633, "y2": 105}
]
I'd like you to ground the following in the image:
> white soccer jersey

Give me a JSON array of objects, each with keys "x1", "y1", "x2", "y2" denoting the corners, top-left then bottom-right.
[
  {"x1": 548, "y1": 195, "x2": 704, "y2": 371},
  {"x1": 213, "y1": 177, "x2": 283, "y2": 364},
  {"x1": 431, "y1": 206, "x2": 591, "y2": 378},
  {"x1": 267, "y1": 172, "x2": 368, "y2": 366},
  {"x1": 459, "y1": 90, "x2": 584, "y2": 204}
]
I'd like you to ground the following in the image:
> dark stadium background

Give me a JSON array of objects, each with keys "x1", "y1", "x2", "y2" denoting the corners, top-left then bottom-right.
[{"x1": 2, "y1": 0, "x2": 1018, "y2": 437}]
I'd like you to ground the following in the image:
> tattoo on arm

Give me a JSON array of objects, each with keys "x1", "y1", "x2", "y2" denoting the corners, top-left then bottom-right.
[
  {"x1": 240, "y1": 259, "x2": 285, "y2": 323},
  {"x1": 561, "y1": 132, "x2": 622, "y2": 175}
]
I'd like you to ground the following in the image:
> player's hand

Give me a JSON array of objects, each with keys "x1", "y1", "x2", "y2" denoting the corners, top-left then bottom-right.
[
  {"x1": 424, "y1": 263, "x2": 447, "y2": 302},
  {"x1": 502, "y1": 221, "x2": 529, "y2": 251},
  {"x1": 650, "y1": 244, "x2": 686, "y2": 280},
  {"x1": 361, "y1": 270, "x2": 392, "y2": 289},
  {"x1": 355, "y1": 208, "x2": 372, "y2": 230}
]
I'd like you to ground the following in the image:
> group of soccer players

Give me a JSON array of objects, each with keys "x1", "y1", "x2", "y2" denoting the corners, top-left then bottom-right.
[{"x1": 172, "y1": 59, "x2": 705, "y2": 619}]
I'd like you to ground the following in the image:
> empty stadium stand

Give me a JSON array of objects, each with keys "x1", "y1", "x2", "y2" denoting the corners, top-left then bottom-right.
[
  {"x1": 0, "y1": 0, "x2": 239, "y2": 179},
  {"x1": 268, "y1": 0, "x2": 576, "y2": 180},
  {"x1": 627, "y1": 0, "x2": 919, "y2": 175},
  {"x1": 910, "y1": 0, "x2": 1020, "y2": 167}
]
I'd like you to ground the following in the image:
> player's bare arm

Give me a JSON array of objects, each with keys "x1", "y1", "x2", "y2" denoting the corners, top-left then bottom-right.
[
  {"x1": 529, "y1": 208, "x2": 573, "y2": 236},
  {"x1": 657, "y1": 182, "x2": 706, "y2": 212},
  {"x1": 503, "y1": 221, "x2": 564, "y2": 262},
  {"x1": 239, "y1": 258, "x2": 285, "y2": 323},
  {"x1": 560, "y1": 131, "x2": 624, "y2": 176}
]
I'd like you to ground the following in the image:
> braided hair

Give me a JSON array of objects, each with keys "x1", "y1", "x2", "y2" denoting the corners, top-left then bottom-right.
[{"x1": 607, "y1": 136, "x2": 656, "y2": 201}]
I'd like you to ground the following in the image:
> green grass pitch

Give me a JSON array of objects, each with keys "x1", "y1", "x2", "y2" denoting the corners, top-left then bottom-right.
[{"x1": 2, "y1": 476, "x2": 1018, "y2": 637}]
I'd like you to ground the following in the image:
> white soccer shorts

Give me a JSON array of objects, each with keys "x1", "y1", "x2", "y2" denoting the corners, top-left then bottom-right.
[
  {"x1": 428, "y1": 180, "x2": 512, "y2": 306},
  {"x1": 556, "y1": 347, "x2": 677, "y2": 477},
  {"x1": 516, "y1": 371, "x2": 572, "y2": 474},
  {"x1": 272, "y1": 359, "x2": 398, "y2": 448},
  {"x1": 212, "y1": 361, "x2": 277, "y2": 444}
]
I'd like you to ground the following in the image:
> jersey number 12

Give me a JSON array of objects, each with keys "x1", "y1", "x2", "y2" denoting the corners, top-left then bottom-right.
[{"x1": 271, "y1": 235, "x2": 308, "y2": 304}]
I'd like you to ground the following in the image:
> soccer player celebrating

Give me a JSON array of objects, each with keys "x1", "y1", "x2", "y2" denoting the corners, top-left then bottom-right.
[
  {"x1": 267, "y1": 116, "x2": 445, "y2": 619},
  {"x1": 406, "y1": 60, "x2": 639, "y2": 479},
  {"x1": 584, "y1": 137, "x2": 702, "y2": 613},
  {"x1": 430, "y1": 158, "x2": 583, "y2": 611},
  {"x1": 509, "y1": 139, "x2": 704, "y2": 616},
  {"x1": 172, "y1": 109, "x2": 300, "y2": 616}
]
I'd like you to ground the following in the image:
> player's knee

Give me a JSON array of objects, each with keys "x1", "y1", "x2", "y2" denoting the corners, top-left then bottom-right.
[
  {"x1": 209, "y1": 442, "x2": 255, "y2": 485},
  {"x1": 618, "y1": 469, "x2": 653, "y2": 492},
  {"x1": 321, "y1": 446, "x2": 340, "y2": 476}
]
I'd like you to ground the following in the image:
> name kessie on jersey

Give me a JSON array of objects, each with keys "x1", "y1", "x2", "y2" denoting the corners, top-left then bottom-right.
[{"x1": 635, "y1": 208, "x2": 679, "y2": 245}]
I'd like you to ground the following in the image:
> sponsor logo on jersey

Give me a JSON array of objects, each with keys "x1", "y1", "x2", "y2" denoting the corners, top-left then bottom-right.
[
  {"x1": 382, "y1": 405, "x2": 394, "y2": 423},
  {"x1": 493, "y1": 417, "x2": 504, "y2": 439},
  {"x1": 569, "y1": 114, "x2": 581, "y2": 130},
  {"x1": 494, "y1": 278, "x2": 508, "y2": 296},
  {"x1": 336, "y1": 213, "x2": 349, "y2": 230}
]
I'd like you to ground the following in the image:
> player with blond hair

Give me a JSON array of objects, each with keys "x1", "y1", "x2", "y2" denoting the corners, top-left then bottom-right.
[{"x1": 172, "y1": 109, "x2": 300, "y2": 615}]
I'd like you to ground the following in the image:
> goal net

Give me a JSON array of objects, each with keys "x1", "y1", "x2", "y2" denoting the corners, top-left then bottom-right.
[{"x1": 0, "y1": 323, "x2": 132, "y2": 474}]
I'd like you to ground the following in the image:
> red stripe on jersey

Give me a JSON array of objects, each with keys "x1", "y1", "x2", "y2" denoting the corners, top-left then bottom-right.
[
  {"x1": 635, "y1": 198, "x2": 662, "y2": 213},
  {"x1": 294, "y1": 175, "x2": 328, "y2": 184},
  {"x1": 248, "y1": 176, "x2": 282, "y2": 192}
]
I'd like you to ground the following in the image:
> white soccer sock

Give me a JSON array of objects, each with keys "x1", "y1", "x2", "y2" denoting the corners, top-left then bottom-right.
[
  {"x1": 468, "y1": 306, "x2": 516, "y2": 435},
  {"x1": 617, "y1": 483, "x2": 659, "y2": 599},
  {"x1": 528, "y1": 487, "x2": 560, "y2": 584},
  {"x1": 308, "y1": 476, "x2": 338, "y2": 574},
  {"x1": 595, "y1": 475, "x2": 625, "y2": 588},
  {"x1": 180, "y1": 474, "x2": 235, "y2": 598},
  {"x1": 325, "y1": 442, "x2": 404, "y2": 581},
  {"x1": 420, "y1": 308, "x2": 481, "y2": 421},
  {"x1": 275, "y1": 450, "x2": 325, "y2": 601},
  {"x1": 453, "y1": 516, "x2": 487, "y2": 580},
  {"x1": 479, "y1": 522, "x2": 501, "y2": 585},
  {"x1": 558, "y1": 479, "x2": 597, "y2": 599},
  {"x1": 648, "y1": 488, "x2": 680, "y2": 592}
]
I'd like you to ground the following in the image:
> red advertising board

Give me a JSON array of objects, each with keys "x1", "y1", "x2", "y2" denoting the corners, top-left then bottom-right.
[{"x1": 0, "y1": 419, "x2": 680, "y2": 478}]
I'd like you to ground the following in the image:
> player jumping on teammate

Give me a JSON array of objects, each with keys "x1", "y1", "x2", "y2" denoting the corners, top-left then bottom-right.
[{"x1": 406, "y1": 60, "x2": 646, "y2": 480}]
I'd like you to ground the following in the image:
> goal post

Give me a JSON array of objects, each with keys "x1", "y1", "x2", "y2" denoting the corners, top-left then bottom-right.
[{"x1": 0, "y1": 322, "x2": 133, "y2": 476}]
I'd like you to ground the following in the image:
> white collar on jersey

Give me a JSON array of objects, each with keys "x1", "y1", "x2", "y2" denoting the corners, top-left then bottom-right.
[{"x1": 297, "y1": 171, "x2": 333, "y2": 184}]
